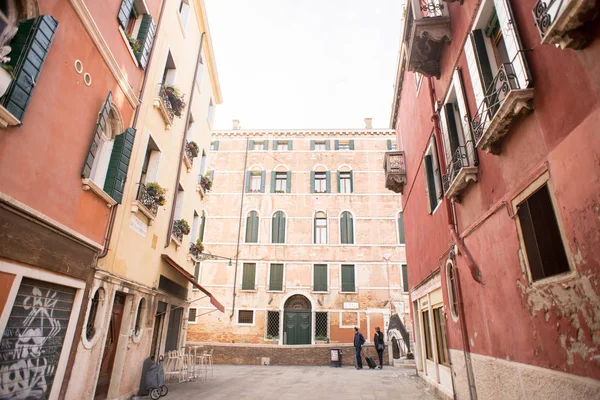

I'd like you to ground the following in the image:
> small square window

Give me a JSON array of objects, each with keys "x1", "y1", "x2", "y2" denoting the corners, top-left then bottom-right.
[
  {"x1": 238, "y1": 310, "x2": 254, "y2": 324},
  {"x1": 338, "y1": 140, "x2": 350, "y2": 150},
  {"x1": 253, "y1": 141, "x2": 264, "y2": 151},
  {"x1": 277, "y1": 141, "x2": 289, "y2": 151},
  {"x1": 188, "y1": 308, "x2": 197, "y2": 323},
  {"x1": 315, "y1": 141, "x2": 326, "y2": 151}
]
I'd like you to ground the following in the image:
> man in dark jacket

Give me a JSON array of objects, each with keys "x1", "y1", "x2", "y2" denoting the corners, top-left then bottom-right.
[
  {"x1": 353, "y1": 327, "x2": 365, "y2": 369},
  {"x1": 374, "y1": 327, "x2": 385, "y2": 369}
]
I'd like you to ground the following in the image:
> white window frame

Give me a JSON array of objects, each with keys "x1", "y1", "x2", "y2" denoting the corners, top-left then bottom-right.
[
  {"x1": 250, "y1": 173, "x2": 262, "y2": 192},
  {"x1": 339, "y1": 171, "x2": 352, "y2": 194},
  {"x1": 236, "y1": 309, "x2": 256, "y2": 326},
  {"x1": 339, "y1": 311, "x2": 360, "y2": 329},
  {"x1": 314, "y1": 172, "x2": 327, "y2": 193},
  {"x1": 314, "y1": 211, "x2": 328, "y2": 244},
  {"x1": 187, "y1": 307, "x2": 198, "y2": 324},
  {"x1": 267, "y1": 263, "x2": 286, "y2": 293},
  {"x1": 275, "y1": 172, "x2": 287, "y2": 192},
  {"x1": 314, "y1": 141, "x2": 326, "y2": 151},
  {"x1": 240, "y1": 262, "x2": 258, "y2": 292}
]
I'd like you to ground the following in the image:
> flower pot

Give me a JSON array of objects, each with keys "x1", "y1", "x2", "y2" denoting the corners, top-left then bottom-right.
[{"x1": 0, "y1": 67, "x2": 13, "y2": 98}]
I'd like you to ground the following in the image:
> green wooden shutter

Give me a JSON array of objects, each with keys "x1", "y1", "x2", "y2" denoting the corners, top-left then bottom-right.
[
  {"x1": 314, "y1": 265, "x2": 327, "y2": 291},
  {"x1": 444, "y1": 104, "x2": 461, "y2": 158},
  {"x1": 349, "y1": 170, "x2": 354, "y2": 193},
  {"x1": 269, "y1": 264, "x2": 283, "y2": 291},
  {"x1": 117, "y1": 0, "x2": 134, "y2": 30},
  {"x1": 425, "y1": 155, "x2": 437, "y2": 212},
  {"x1": 242, "y1": 264, "x2": 256, "y2": 290},
  {"x1": 209, "y1": 170, "x2": 214, "y2": 182},
  {"x1": 341, "y1": 265, "x2": 355, "y2": 292},
  {"x1": 272, "y1": 213, "x2": 279, "y2": 243},
  {"x1": 252, "y1": 212, "x2": 259, "y2": 242},
  {"x1": 347, "y1": 214, "x2": 354, "y2": 244},
  {"x1": 325, "y1": 171, "x2": 331, "y2": 193},
  {"x1": 136, "y1": 14, "x2": 156, "y2": 70},
  {"x1": 387, "y1": 139, "x2": 392, "y2": 150},
  {"x1": 310, "y1": 171, "x2": 315, "y2": 193},
  {"x1": 213, "y1": 140, "x2": 219, "y2": 150},
  {"x1": 248, "y1": 140, "x2": 254, "y2": 150},
  {"x1": 286, "y1": 171, "x2": 291, "y2": 193},
  {"x1": 260, "y1": 171, "x2": 266, "y2": 193},
  {"x1": 340, "y1": 213, "x2": 348, "y2": 244},
  {"x1": 103, "y1": 128, "x2": 136, "y2": 203},
  {"x1": 199, "y1": 213, "x2": 206, "y2": 241},
  {"x1": 288, "y1": 140, "x2": 293, "y2": 150},
  {"x1": 325, "y1": 140, "x2": 331, "y2": 150},
  {"x1": 471, "y1": 30, "x2": 495, "y2": 112},
  {"x1": 273, "y1": 140, "x2": 278, "y2": 149},
  {"x1": 271, "y1": 171, "x2": 276, "y2": 193},
  {"x1": 349, "y1": 140, "x2": 355, "y2": 150},
  {"x1": 246, "y1": 212, "x2": 258, "y2": 243},
  {"x1": 194, "y1": 263, "x2": 200, "y2": 282},
  {"x1": 334, "y1": 140, "x2": 339, "y2": 150},
  {"x1": 82, "y1": 92, "x2": 113, "y2": 178},
  {"x1": 398, "y1": 213, "x2": 405, "y2": 244},
  {"x1": 245, "y1": 171, "x2": 251, "y2": 192},
  {"x1": 310, "y1": 140, "x2": 315, "y2": 150},
  {"x1": 337, "y1": 171, "x2": 341, "y2": 193},
  {"x1": 263, "y1": 141, "x2": 268, "y2": 150},
  {"x1": 279, "y1": 213, "x2": 286, "y2": 243},
  {"x1": 402, "y1": 265, "x2": 409, "y2": 292},
  {"x1": 2, "y1": 16, "x2": 59, "y2": 123}
]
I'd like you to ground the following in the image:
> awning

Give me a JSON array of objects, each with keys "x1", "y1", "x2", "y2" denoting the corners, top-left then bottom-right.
[{"x1": 161, "y1": 254, "x2": 225, "y2": 312}]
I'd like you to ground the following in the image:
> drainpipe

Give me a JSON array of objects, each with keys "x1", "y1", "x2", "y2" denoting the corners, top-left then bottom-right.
[
  {"x1": 230, "y1": 138, "x2": 249, "y2": 319},
  {"x1": 164, "y1": 32, "x2": 205, "y2": 247},
  {"x1": 427, "y1": 76, "x2": 480, "y2": 399},
  {"x1": 98, "y1": 0, "x2": 168, "y2": 259}
]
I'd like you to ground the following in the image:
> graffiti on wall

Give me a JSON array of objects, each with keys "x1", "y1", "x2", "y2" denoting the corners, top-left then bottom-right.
[{"x1": 0, "y1": 278, "x2": 76, "y2": 400}]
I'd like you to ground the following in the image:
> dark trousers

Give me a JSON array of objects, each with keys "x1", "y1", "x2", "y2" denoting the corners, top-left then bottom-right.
[
  {"x1": 355, "y1": 347, "x2": 363, "y2": 368},
  {"x1": 377, "y1": 349, "x2": 384, "y2": 367}
]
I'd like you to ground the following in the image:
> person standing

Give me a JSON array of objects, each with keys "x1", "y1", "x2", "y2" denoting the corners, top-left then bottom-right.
[
  {"x1": 374, "y1": 327, "x2": 385, "y2": 369},
  {"x1": 353, "y1": 327, "x2": 365, "y2": 369}
]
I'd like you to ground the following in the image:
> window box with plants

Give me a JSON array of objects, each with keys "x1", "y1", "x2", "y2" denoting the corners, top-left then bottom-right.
[
  {"x1": 134, "y1": 182, "x2": 167, "y2": 221},
  {"x1": 156, "y1": 85, "x2": 187, "y2": 125},
  {"x1": 172, "y1": 218, "x2": 190, "y2": 245},
  {"x1": 189, "y1": 239, "x2": 204, "y2": 259},
  {"x1": 183, "y1": 140, "x2": 199, "y2": 172},
  {"x1": 200, "y1": 173, "x2": 213, "y2": 192}
]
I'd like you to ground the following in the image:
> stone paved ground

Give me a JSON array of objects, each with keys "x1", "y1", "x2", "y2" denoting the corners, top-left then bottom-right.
[{"x1": 162, "y1": 364, "x2": 440, "y2": 400}]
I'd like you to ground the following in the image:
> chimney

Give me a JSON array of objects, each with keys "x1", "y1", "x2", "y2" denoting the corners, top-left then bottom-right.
[
  {"x1": 232, "y1": 119, "x2": 240, "y2": 130},
  {"x1": 364, "y1": 118, "x2": 373, "y2": 129}
]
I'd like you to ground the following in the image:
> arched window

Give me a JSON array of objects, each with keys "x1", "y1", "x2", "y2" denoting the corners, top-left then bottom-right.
[
  {"x1": 314, "y1": 211, "x2": 327, "y2": 244},
  {"x1": 246, "y1": 166, "x2": 266, "y2": 193},
  {"x1": 340, "y1": 211, "x2": 354, "y2": 244},
  {"x1": 134, "y1": 298, "x2": 145, "y2": 337},
  {"x1": 397, "y1": 212, "x2": 405, "y2": 244},
  {"x1": 337, "y1": 165, "x2": 353, "y2": 194},
  {"x1": 245, "y1": 211, "x2": 259, "y2": 243},
  {"x1": 311, "y1": 166, "x2": 330, "y2": 194},
  {"x1": 89, "y1": 102, "x2": 124, "y2": 189},
  {"x1": 85, "y1": 287, "x2": 104, "y2": 341},
  {"x1": 271, "y1": 165, "x2": 291, "y2": 194},
  {"x1": 446, "y1": 260, "x2": 459, "y2": 320},
  {"x1": 272, "y1": 211, "x2": 286, "y2": 243}
]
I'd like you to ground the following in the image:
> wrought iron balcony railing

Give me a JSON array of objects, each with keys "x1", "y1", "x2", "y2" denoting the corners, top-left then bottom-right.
[
  {"x1": 183, "y1": 140, "x2": 196, "y2": 171},
  {"x1": 470, "y1": 61, "x2": 534, "y2": 154},
  {"x1": 417, "y1": 0, "x2": 444, "y2": 18},
  {"x1": 171, "y1": 224, "x2": 185, "y2": 243},
  {"x1": 442, "y1": 142, "x2": 478, "y2": 200},
  {"x1": 157, "y1": 85, "x2": 175, "y2": 124},
  {"x1": 533, "y1": 0, "x2": 598, "y2": 49},
  {"x1": 384, "y1": 151, "x2": 407, "y2": 194},
  {"x1": 136, "y1": 183, "x2": 159, "y2": 218}
]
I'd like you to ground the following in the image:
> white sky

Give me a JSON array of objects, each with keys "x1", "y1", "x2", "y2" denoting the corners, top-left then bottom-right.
[{"x1": 205, "y1": 0, "x2": 403, "y2": 130}]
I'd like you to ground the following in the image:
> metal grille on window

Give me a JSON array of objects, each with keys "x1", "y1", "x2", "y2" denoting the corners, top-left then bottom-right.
[
  {"x1": 86, "y1": 289, "x2": 100, "y2": 341},
  {"x1": 238, "y1": 310, "x2": 253, "y2": 324},
  {"x1": 315, "y1": 312, "x2": 328, "y2": 340},
  {"x1": 266, "y1": 311, "x2": 280, "y2": 339},
  {"x1": 188, "y1": 308, "x2": 197, "y2": 323}
]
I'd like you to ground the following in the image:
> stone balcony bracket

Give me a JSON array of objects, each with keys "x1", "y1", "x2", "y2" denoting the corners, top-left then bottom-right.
[
  {"x1": 131, "y1": 201, "x2": 155, "y2": 225},
  {"x1": 477, "y1": 89, "x2": 534, "y2": 155},
  {"x1": 445, "y1": 167, "x2": 478, "y2": 202},
  {"x1": 384, "y1": 151, "x2": 407, "y2": 194}
]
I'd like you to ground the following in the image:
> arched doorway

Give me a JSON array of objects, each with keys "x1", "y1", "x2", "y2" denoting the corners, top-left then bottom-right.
[{"x1": 283, "y1": 295, "x2": 311, "y2": 345}]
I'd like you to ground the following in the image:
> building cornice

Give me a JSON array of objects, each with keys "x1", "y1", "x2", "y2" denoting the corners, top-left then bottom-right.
[
  {"x1": 195, "y1": 0, "x2": 223, "y2": 104},
  {"x1": 212, "y1": 129, "x2": 396, "y2": 137},
  {"x1": 69, "y1": 0, "x2": 140, "y2": 108}
]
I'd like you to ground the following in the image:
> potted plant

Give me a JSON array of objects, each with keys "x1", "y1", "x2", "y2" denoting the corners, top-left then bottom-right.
[
  {"x1": 173, "y1": 219, "x2": 191, "y2": 235},
  {"x1": 275, "y1": 189, "x2": 285, "y2": 193},
  {"x1": 200, "y1": 174, "x2": 213, "y2": 191},
  {"x1": 162, "y1": 85, "x2": 187, "y2": 117},
  {"x1": 188, "y1": 141, "x2": 200, "y2": 158},
  {"x1": 189, "y1": 239, "x2": 204, "y2": 257},
  {"x1": 144, "y1": 182, "x2": 167, "y2": 205}
]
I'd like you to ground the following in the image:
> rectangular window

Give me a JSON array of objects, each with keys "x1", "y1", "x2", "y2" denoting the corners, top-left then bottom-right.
[
  {"x1": 275, "y1": 172, "x2": 287, "y2": 192},
  {"x1": 269, "y1": 264, "x2": 284, "y2": 291},
  {"x1": 398, "y1": 213, "x2": 405, "y2": 244},
  {"x1": 517, "y1": 184, "x2": 570, "y2": 281},
  {"x1": 338, "y1": 140, "x2": 350, "y2": 150},
  {"x1": 422, "y1": 310, "x2": 433, "y2": 361},
  {"x1": 250, "y1": 173, "x2": 262, "y2": 193},
  {"x1": 242, "y1": 263, "x2": 256, "y2": 290},
  {"x1": 266, "y1": 311, "x2": 280, "y2": 338},
  {"x1": 314, "y1": 172, "x2": 327, "y2": 193},
  {"x1": 315, "y1": 216, "x2": 327, "y2": 244},
  {"x1": 313, "y1": 264, "x2": 328, "y2": 292},
  {"x1": 238, "y1": 310, "x2": 254, "y2": 324},
  {"x1": 315, "y1": 141, "x2": 326, "y2": 151},
  {"x1": 341, "y1": 265, "x2": 356, "y2": 292},
  {"x1": 277, "y1": 141, "x2": 289, "y2": 151},
  {"x1": 401, "y1": 264, "x2": 409, "y2": 292},
  {"x1": 253, "y1": 141, "x2": 264, "y2": 151},
  {"x1": 339, "y1": 172, "x2": 352, "y2": 193},
  {"x1": 433, "y1": 307, "x2": 449, "y2": 366},
  {"x1": 207, "y1": 98, "x2": 215, "y2": 126},
  {"x1": 210, "y1": 141, "x2": 216, "y2": 151},
  {"x1": 188, "y1": 308, "x2": 197, "y2": 323},
  {"x1": 315, "y1": 312, "x2": 328, "y2": 340},
  {"x1": 424, "y1": 139, "x2": 443, "y2": 214}
]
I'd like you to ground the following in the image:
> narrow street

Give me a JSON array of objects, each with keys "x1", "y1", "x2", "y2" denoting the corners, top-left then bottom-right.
[{"x1": 164, "y1": 364, "x2": 439, "y2": 400}]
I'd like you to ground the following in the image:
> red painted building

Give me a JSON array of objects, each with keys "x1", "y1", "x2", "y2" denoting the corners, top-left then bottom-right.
[
  {"x1": 0, "y1": 0, "x2": 160, "y2": 398},
  {"x1": 386, "y1": 0, "x2": 600, "y2": 398}
]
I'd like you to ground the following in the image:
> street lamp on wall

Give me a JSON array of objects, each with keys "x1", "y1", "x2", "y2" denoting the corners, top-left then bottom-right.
[{"x1": 195, "y1": 252, "x2": 233, "y2": 267}]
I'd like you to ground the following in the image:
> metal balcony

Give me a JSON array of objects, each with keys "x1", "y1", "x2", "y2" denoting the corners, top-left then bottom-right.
[
  {"x1": 471, "y1": 62, "x2": 534, "y2": 154},
  {"x1": 135, "y1": 184, "x2": 159, "y2": 219},
  {"x1": 533, "y1": 0, "x2": 599, "y2": 49},
  {"x1": 384, "y1": 151, "x2": 407, "y2": 194},
  {"x1": 154, "y1": 85, "x2": 175, "y2": 126},
  {"x1": 442, "y1": 142, "x2": 478, "y2": 201},
  {"x1": 403, "y1": 0, "x2": 452, "y2": 79}
]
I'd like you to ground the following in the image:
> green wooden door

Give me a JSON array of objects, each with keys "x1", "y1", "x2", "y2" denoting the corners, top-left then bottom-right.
[{"x1": 284, "y1": 311, "x2": 311, "y2": 345}]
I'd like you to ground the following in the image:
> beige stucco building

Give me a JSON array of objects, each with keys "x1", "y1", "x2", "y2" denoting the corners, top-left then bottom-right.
[
  {"x1": 65, "y1": 0, "x2": 225, "y2": 399},
  {"x1": 187, "y1": 122, "x2": 410, "y2": 350}
]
